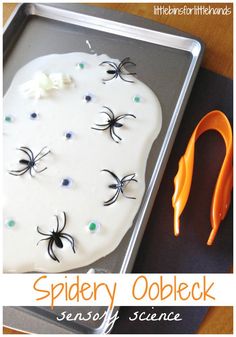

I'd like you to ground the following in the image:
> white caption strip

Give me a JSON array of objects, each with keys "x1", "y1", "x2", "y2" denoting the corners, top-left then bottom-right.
[{"x1": 1, "y1": 274, "x2": 235, "y2": 308}]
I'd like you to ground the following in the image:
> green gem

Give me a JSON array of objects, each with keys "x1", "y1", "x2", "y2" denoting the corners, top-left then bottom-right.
[
  {"x1": 134, "y1": 96, "x2": 141, "y2": 103},
  {"x1": 7, "y1": 220, "x2": 15, "y2": 228},
  {"x1": 89, "y1": 222, "x2": 97, "y2": 231},
  {"x1": 5, "y1": 116, "x2": 12, "y2": 122},
  {"x1": 79, "y1": 63, "x2": 85, "y2": 69}
]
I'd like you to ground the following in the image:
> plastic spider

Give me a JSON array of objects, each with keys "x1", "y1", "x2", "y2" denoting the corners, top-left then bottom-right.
[
  {"x1": 100, "y1": 57, "x2": 136, "y2": 83},
  {"x1": 37, "y1": 211, "x2": 75, "y2": 263},
  {"x1": 9, "y1": 146, "x2": 50, "y2": 177},
  {"x1": 102, "y1": 169, "x2": 137, "y2": 206},
  {"x1": 92, "y1": 106, "x2": 136, "y2": 143}
]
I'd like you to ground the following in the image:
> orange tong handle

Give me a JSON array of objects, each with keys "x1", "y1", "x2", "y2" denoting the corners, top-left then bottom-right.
[{"x1": 172, "y1": 110, "x2": 233, "y2": 245}]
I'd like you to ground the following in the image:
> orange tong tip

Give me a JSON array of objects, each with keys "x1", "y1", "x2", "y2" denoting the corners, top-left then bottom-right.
[
  {"x1": 173, "y1": 210, "x2": 180, "y2": 237},
  {"x1": 207, "y1": 228, "x2": 217, "y2": 246}
]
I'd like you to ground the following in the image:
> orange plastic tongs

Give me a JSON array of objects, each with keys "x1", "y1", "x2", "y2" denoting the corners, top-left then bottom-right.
[{"x1": 172, "y1": 110, "x2": 233, "y2": 245}]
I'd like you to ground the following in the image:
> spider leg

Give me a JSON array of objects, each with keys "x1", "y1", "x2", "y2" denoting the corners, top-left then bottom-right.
[
  {"x1": 48, "y1": 239, "x2": 60, "y2": 263},
  {"x1": 9, "y1": 167, "x2": 30, "y2": 176},
  {"x1": 20, "y1": 147, "x2": 34, "y2": 161},
  {"x1": 120, "y1": 63, "x2": 136, "y2": 72},
  {"x1": 111, "y1": 127, "x2": 122, "y2": 142},
  {"x1": 119, "y1": 59, "x2": 136, "y2": 70},
  {"x1": 34, "y1": 147, "x2": 50, "y2": 162},
  {"x1": 9, "y1": 167, "x2": 28, "y2": 173},
  {"x1": 123, "y1": 60, "x2": 136, "y2": 66},
  {"x1": 91, "y1": 126, "x2": 110, "y2": 131},
  {"x1": 18, "y1": 148, "x2": 32, "y2": 161},
  {"x1": 92, "y1": 126, "x2": 110, "y2": 131},
  {"x1": 33, "y1": 166, "x2": 47, "y2": 173},
  {"x1": 94, "y1": 124, "x2": 110, "y2": 130},
  {"x1": 118, "y1": 73, "x2": 134, "y2": 83},
  {"x1": 102, "y1": 169, "x2": 121, "y2": 185},
  {"x1": 104, "y1": 188, "x2": 120, "y2": 206},
  {"x1": 124, "y1": 72, "x2": 137, "y2": 76},
  {"x1": 120, "y1": 57, "x2": 133, "y2": 64},
  {"x1": 115, "y1": 114, "x2": 136, "y2": 121},
  {"x1": 59, "y1": 212, "x2": 67, "y2": 233},
  {"x1": 102, "y1": 106, "x2": 114, "y2": 120},
  {"x1": 120, "y1": 175, "x2": 137, "y2": 199},
  {"x1": 118, "y1": 58, "x2": 130, "y2": 69},
  {"x1": 54, "y1": 214, "x2": 60, "y2": 232},
  {"x1": 94, "y1": 122, "x2": 110, "y2": 127},
  {"x1": 118, "y1": 61, "x2": 136, "y2": 76},
  {"x1": 122, "y1": 178, "x2": 138, "y2": 184},
  {"x1": 121, "y1": 173, "x2": 137, "y2": 182},
  {"x1": 100, "y1": 111, "x2": 112, "y2": 121},
  {"x1": 60, "y1": 234, "x2": 76, "y2": 253},
  {"x1": 34, "y1": 155, "x2": 48, "y2": 163},
  {"x1": 122, "y1": 178, "x2": 138, "y2": 186},
  {"x1": 109, "y1": 127, "x2": 118, "y2": 143},
  {"x1": 102, "y1": 74, "x2": 116, "y2": 82},
  {"x1": 29, "y1": 167, "x2": 35, "y2": 177},
  {"x1": 99, "y1": 61, "x2": 118, "y2": 68},
  {"x1": 99, "y1": 61, "x2": 117, "y2": 67},
  {"x1": 37, "y1": 226, "x2": 49, "y2": 236},
  {"x1": 37, "y1": 237, "x2": 50, "y2": 246},
  {"x1": 121, "y1": 179, "x2": 137, "y2": 193}
]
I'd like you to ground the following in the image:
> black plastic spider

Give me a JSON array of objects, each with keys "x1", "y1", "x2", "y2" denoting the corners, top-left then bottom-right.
[
  {"x1": 9, "y1": 146, "x2": 50, "y2": 177},
  {"x1": 102, "y1": 169, "x2": 138, "y2": 206},
  {"x1": 37, "y1": 211, "x2": 75, "y2": 263},
  {"x1": 92, "y1": 106, "x2": 136, "y2": 143},
  {"x1": 100, "y1": 57, "x2": 136, "y2": 83}
]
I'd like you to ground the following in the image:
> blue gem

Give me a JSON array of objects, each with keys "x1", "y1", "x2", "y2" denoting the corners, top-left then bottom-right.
[
  {"x1": 61, "y1": 178, "x2": 72, "y2": 188},
  {"x1": 30, "y1": 112, "x2": 38, "y2": 119},
  {"x1": 85, "y1": 95, "x2": 92, "y2": 102},
  {"x1": 65, "y1": 131, "x2": 73, "y2": 140},
  {"x1": 62, "y1": 179, "x2": 69, "y2": 186}
]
